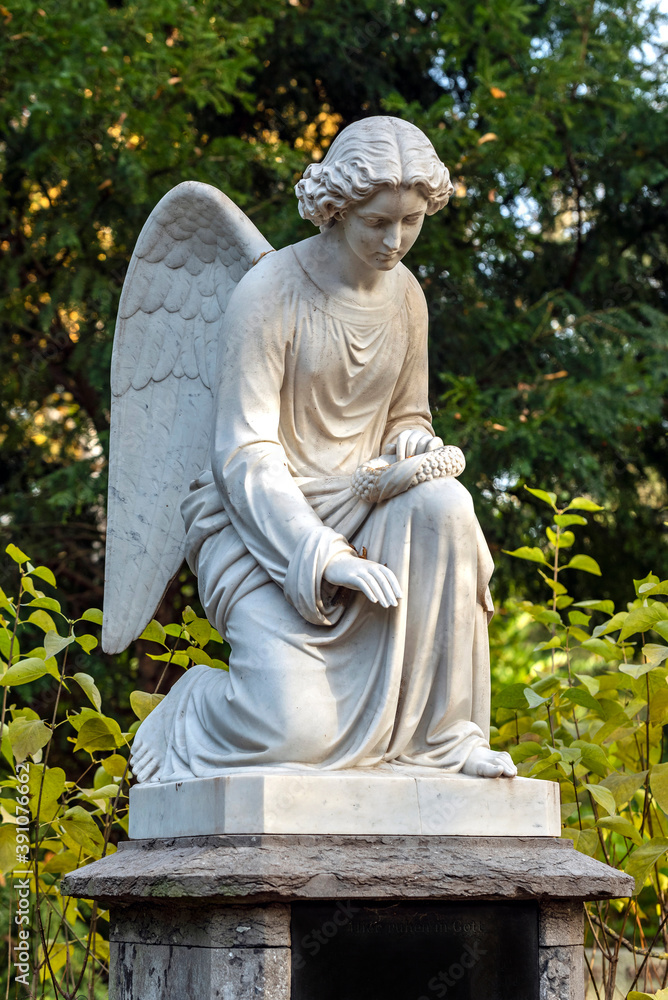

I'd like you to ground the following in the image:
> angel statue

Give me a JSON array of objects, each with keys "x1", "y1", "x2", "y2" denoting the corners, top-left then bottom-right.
[{"x1": 102, "y1": 115, "x2": 516, "y2": 785}]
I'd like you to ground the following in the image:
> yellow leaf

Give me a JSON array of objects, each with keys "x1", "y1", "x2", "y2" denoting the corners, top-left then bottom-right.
[
  {"x1": 477, "y1": 132, "x2": 498, "y2": 145},
  {"x1": 490, "y1": 86, "x2": 507, "y2": 98}
]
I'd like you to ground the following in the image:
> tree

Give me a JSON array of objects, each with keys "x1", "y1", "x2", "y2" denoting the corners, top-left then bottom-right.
[{"x1": 1, "y1": 0, "x2": 666, "y2": 620}]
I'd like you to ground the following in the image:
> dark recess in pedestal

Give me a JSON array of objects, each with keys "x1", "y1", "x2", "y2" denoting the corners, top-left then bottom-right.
[{"x1": 291, "y1": 899, "x2": 539, "y2": 1000}]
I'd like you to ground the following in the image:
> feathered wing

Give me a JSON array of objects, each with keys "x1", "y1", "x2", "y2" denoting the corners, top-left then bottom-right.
[{"x1": 102, "y1": 181, "x2": 273, "y2": 654}]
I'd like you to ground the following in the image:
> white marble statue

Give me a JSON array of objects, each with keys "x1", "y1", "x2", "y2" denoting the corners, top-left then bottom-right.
[{"x1": 102, "y1": 116, "x2": 516, "y2": 784}]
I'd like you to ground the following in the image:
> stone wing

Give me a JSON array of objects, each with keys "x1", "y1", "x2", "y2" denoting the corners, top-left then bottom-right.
[{"x1": 102, "y1": 181, "x2": 272, "y2": 653}]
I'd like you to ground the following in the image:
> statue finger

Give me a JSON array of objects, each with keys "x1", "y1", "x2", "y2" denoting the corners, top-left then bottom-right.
[
  {"x1": 425, "y1": 436, "x2": 444, "y2": 452},
  {"x1": 405, "y1": 429, "x2": 427, "y2": 457},
  {"x1": 394, "y1": 430, "x2": 412, "y2": 461},
  {"x1": 382, "y1": 567, "x2": 403, "y2": 600},
  {"x1": 368, "y1": 565, "x2": 399, "y2": 606}
]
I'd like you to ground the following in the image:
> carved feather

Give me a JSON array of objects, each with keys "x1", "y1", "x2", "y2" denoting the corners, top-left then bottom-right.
[{"x1": 103, "y1": 181, "x2": 273, "y2": 653}]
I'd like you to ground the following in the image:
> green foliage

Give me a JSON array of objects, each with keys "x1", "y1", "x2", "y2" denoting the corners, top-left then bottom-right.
[
  {"x1": 0, "y1": 546, "x2": 226, "y2": 998},
  {"x1": 2, "y1": 0, "x2": 667, "y2": 619},
  {"x1": 492, "y1": 486, "x2": 668, "y2": 995}
]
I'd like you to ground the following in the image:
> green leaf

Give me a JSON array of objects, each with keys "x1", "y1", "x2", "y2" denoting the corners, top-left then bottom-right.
[
  {"x1": 26, "y1": 596, "x2": 61, "y2": 613},
  {"x1": 533, "y1": 609, "x2": 562, "y2": 625},
  {"x1": 185, "y1": 616, "x2": 212, "y2": 646},
  {"x1": 625, "y1": 837, "x2": 668, "y2": 893},
  {"x1": 571, "y1": 741, "x2": 610, "y2": 778},
  {"x1": 538, "y1": 570, "x2": 567, "y2": 595},
  {"x1": 186, "y1": 646, "x2": 213, "y2": 666},
  {"x1": 562, "y1": 687, "x2": 605, "y2": 715},
  {"x1": 634, "y1": 573, "x2": 660, "y2": 596},
  {"x1": 129, "y1": 691, "x2": 165, "y2": 723},
  {"x1": 81, "y1": 608, "x2": 103, "y2": 625},
  {"x1": 638, "y1": 581, "x2": 668, "y2": 598},
  {"x1": 1, "y1": 657, "x2": 59, "y2": 686},
  {"x1": 6, "y1": 543, "x2": 29, "y2": 564},
  {"x1": 565, "y1": 497, "x2": 604, "y2": 512},
  {"x1": 82, "y1": 783, "x2": 120, "y2": 800},
  {"x1": 28, "y1": 764, "x2": 66, "y2": 817},
  {"x1": 59, "y1": 805, "x2": 105, "y2": 858},
  {"x1": 643, "y1": 644, "x2": 668, "y2": 669},
  {"x1": 563, "y1": 554, "x2": 602, "y2": 576},
  {"x1": 620, "y1": 660, "x2": 661, "y2": 680},
  {"x1": 44, "y1": 632, "x2": 74, "y2": 659},
  {"x1": 139, "y1": 620, "x2": 167, "y2": 645},
  {"x1": 75, "y1": 634, "x2": 98, "y2": 654},
  {"x1": 574, "y1": 600, "x2": 615, "y2": 615},
  {"x1": 502, "y1": 546, "x2": 548, "y2": 565},
  {"x1": 146, "y1": 651, "x2": 190, "y2": 668},
  {"x1": 101, "y1": 754, "x2": 128, "y2": 779},
  {"x1": 0, "y1": 824, "x2": 17, "y2": 874},
  {"x1": 21, "y1": 575, "x2": 38, "y2": 599},
  {"x1": 164, "y1": 623, "x2": 184, "y2": 638},
  {"x1": 592, "y1": 612, "x2": 628, "y2": 637},
  {"x1": 7, "y1": 718, "x2": 52, "y2": 764},
  {"x1": 597, "y1": 816, "x2": 642, "y2": 846},
  {"x1": 553, "y1": 514, "x2": 588, "y2": 528},
  {"x1": 494, "y1": 683, "x2": 531, "y2": 710},
  {"x1": 562, "y1": 828, "x2": 599, "y2": 857},
  {"x1": 29, "y1": 565, "x2": 56, "y2": 588},
  {"x1": 586, "y1": 783, "x2": 616, "y2": 816},
  {"x1": 534, "y1": 636, "x2": 563, "y2": 651},
  {"x1": 650, "y1": 763, "x2": 668, "y2": 814},
  {"x1": 73, "y1": 716, "x2": 124, "y2": 753},
  {"x1": 523, "y1": 486, "x2": 557, "y2": 509},
  {"x1": 71, "y1": 672, "x2": 102, "y2": 711},
  {"x1": 568, "y1": 611, "x2": 591, "y2": 626},
  {"x1": 600, "y1": 771, "x2": 647, "y2": 808},
  {"x1": 579, "y1": 638, "x2": 620, "y2": 662},
  {"x1": 524, "y1": 687, "x2": 549, "y2": 708},
  {"x1": 509, "y1": 742, "x2": 543, "y2": 763},
  {"x1": 546, "y1": 527, "x2": 575, "y2": 549},
  {"x1": 621, "y1": 605, "x2": 668, "y2": 640},
  {"x1": 27, "y1": 609, "x2": 58, "y2": 633},
  {"x1": 68, "y1": 707, "x2": 102, "y2": 733},
  {"x1": 40, "y1": 850, "x2": 80, "y2": 876}
]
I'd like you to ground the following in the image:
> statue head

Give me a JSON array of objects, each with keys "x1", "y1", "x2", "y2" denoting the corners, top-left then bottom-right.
[{"x1": 295, "y1": 116, "x2": 453, "y2": 231}]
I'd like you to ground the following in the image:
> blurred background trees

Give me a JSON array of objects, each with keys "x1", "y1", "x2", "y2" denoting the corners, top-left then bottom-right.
[{"x1": 1, "y1": 0, "x2": 666, "y2": 625}]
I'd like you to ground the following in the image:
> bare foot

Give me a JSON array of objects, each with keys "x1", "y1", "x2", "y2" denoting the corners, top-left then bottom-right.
[
  {"x1": 130, "y1": 741, "x2": 161, "y2": 783},
  {"x1": 461, "y1": 747, "x2": 517, "y2": 778}
]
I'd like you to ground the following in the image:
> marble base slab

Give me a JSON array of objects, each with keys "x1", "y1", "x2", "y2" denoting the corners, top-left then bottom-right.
[{"x1": 129, "y1": 769, "x2": 560, "y2": 839}]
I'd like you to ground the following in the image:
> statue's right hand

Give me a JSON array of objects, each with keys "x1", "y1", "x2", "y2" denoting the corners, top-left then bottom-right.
[{"x1": 323, "y1": 551, "x2": 402, "y2": 608}]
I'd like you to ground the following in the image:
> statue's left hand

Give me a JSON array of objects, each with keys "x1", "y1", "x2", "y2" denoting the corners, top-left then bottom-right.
[
  {"x1": 323, "y1": 551, "x2": 402, "y2": 608},
  {"x1": 390, "y1": 429, "x2": 444, "y2": 461}
]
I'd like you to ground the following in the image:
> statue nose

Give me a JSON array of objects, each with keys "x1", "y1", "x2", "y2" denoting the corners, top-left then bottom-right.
[{"x1": 383, "y1": 228, "x2": 401, "y2": 250}]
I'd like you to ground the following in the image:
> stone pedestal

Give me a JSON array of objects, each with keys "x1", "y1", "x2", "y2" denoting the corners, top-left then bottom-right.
[{"x1": 62, "y1": 833, "x2": 632, "y2": 999}]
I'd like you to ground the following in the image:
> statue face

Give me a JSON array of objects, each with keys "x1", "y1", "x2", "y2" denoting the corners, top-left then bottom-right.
[{"x1": 339, "y1": 185, "x2": 429, "y2": 271}]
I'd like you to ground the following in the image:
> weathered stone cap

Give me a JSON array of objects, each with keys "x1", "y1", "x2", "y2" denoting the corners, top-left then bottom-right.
[{"x1": 61, "y1": 834, "x2": 634, "y2": 907}]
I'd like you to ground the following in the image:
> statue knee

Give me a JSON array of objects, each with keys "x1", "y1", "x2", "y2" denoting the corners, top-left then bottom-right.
[{"x1": 410, "y1": 476, "x2": 475, "y2": 528}]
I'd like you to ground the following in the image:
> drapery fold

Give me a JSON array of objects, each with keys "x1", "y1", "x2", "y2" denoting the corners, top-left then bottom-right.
[{"x1": 132, "y1": 246, "x2": 494, "y2": 781}]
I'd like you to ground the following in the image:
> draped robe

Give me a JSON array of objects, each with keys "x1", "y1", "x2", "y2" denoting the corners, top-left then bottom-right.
[{"x1": 132, "y1": 245, "x2": 494, "y2": 781}]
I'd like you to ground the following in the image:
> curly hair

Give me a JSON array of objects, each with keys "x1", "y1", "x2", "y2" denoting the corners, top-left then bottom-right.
[{"x1": 295, "y1": 117, "x2": 454, "y2": 229}]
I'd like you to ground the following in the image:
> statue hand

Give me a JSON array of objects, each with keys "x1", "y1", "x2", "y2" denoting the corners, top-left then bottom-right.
[
  {"x1": 323, "y1": 551, "x2": 403, "y2": 608},
  {"x1": 392, "y1": 429, "x2": 444, "y2": 461}
]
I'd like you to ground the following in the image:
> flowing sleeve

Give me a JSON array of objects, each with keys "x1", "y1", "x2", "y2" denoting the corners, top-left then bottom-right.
[
  {"x1": 381, "y1": 271, "x2": 435, "y2": 451},
  {"x1": 211, "y1": 257, "x2": 352, "y2": 626}
]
